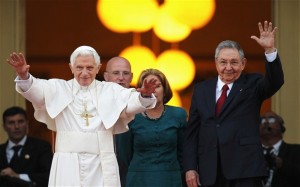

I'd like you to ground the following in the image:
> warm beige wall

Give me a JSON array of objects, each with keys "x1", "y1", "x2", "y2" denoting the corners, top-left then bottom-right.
[
  {"x1": 0, "y1": 0, "x2": 26, "y2": 143},
  {"x1": 273, "y1": 0, "x2": 300, "y2": 143}
]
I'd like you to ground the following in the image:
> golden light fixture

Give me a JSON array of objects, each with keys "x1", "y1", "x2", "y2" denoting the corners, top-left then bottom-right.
[
  {"x1": 96, "y1": 0, "x2": 159, "y2": 33},
  {"x1": 119, "y1": 45, "x2": 157, "y2": 86},
  {"x1": 97, "y1": 0, "x2": 216, "y2": 107},
  {"x1": 164, "y1": 0, "x2": 216, "y2": 29},
  {"x1": 153, "y1": 4, "x2": 192, "y2": 42},
  {"x1": 156, "y1": 49, "x2": 195, "y2": 91},
  {"x1": 167, "y1": 90, "x2": 182, "y2": 106}
]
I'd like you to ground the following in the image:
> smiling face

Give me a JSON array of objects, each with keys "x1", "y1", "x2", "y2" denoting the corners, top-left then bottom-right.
[
  {"x1": 69, "y1": 55, "x2": 101, "y2": 86},
  {"x1": 215, "y1": 48, "x2": 246, "y2": 84}
]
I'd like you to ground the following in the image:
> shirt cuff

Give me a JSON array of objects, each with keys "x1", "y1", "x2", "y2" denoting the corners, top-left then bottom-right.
[
  {"x1": 265, "y1": 49, "x2": 277, "y2": 62},
  {"x1": 15, "y1": 74, "x2": 33, "y2": 92},
  {"x1": 19, "y1": 173, "x2": 31, "y2": 182},
  {"x1": 139, "y1": 93, "x2": 156, "y2": 108}
]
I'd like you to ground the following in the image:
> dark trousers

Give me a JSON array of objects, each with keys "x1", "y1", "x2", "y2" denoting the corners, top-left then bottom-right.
[{"x1": 206, "y1": 152, "x2": 263, "y2": 187}]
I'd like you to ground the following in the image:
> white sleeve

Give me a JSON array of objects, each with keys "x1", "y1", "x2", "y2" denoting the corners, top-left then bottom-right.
[{"x1": 15, "y1": 74, "x2": 33, "y2": 92}]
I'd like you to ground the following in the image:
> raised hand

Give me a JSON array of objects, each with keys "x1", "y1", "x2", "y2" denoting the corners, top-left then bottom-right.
[
  {"x1": 6, "y1": 52, "x2": 30, "y2": 80},
  {"x1": 250, "y1": 21, "x2": 277, "y2": 53},
  {"x1": 136, "y1": 78, "x2": 158, "y2": 97}
]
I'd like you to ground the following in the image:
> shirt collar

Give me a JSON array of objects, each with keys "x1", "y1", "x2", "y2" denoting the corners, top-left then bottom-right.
[
  {"x1": 72, "y1": 78, "x2": 97, "y2": 96},
  {"x1": 8, "y1": 136, "x2": 27, "y2": 149},
  {"x1": 262, "y1": 140, "x2": 282, "y2": 155},
  {"x1": 272, "y1": 140, "x2": 282, "y2": 155},
  {"x1": 217, "y1": 77, "x2": 233, "y2": 92}
]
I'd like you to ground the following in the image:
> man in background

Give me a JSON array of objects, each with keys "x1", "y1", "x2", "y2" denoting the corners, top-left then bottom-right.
[
  {"x1": 260, "y1": 111, "x2": 300, "y2": 187},
  {"x1": 104, "y1": 56, "x2": 133, "y2": 187},
  {"x1": 0, "y1": 106, "x2": 53, "y2": 187}
]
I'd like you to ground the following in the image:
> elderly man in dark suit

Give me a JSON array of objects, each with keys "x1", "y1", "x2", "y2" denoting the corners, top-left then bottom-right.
[
  {"x1": 260, "y1": 111, "x2": 300, "y2": 187},
  {"x1": 183, "y1": 21, "x2": 284, "y2": 187},
  {"x1": 0, "y1": 106, "x2": 53, "y2": 187}
]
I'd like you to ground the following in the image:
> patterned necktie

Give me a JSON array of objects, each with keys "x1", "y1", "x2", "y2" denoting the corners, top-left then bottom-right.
[
  {"x1": 9, "y1": 145, "x2": 22, "y2": 171},
  {"x1": 215, "y1": 84, "x2": 229, "y2": 116},
  {"x1": 263, "y1": 146, "x2": 275, "y2": 186}
]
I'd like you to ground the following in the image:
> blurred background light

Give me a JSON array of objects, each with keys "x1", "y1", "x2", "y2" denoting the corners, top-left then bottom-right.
[
  {"x1": 97, "y1": 0, "x2": 159, "y2": 33},
  {"x1": 153, "y1": 4, "x2": 192, "y2": 43},
  {"x1": 167, "y1": 90, "x2": 182, "y2": 107},
  {"x1": 157, "y1": 49, "x2": 195, "y2": 90},
  {"x1": 119, "y1": 45, "x2": 157, "y2": 85},
  {"x1": 164, "y1": 0, "x2": 216, "y2": 29}
]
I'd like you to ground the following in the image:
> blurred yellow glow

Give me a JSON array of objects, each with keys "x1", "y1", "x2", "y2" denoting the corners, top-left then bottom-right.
[
  {"x1": 167, "y1": 90, "x2": 182, "y2": 107},
  {"x1": 153, "y1": 4, "x2": 192, "y2": 42},
  {"x1": 157, "y1": 49, "x2": 195, "y2": 90},
  {"x1": 165, "y1": 0, "x2": 216, "y2": 29},
  {"x1": 97, "y1": 0, "x2": 159, "y2": 33},
  {"x1": 119, "y1": 45, "x2": 157, "y2": 86}
]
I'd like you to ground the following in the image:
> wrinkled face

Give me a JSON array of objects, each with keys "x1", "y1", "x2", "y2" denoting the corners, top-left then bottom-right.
[
  {"x1": 143, "y1": 74, "x2": 163, "y2": 107},
  {"x1": 104, "y1": 60, "x2": 133, "y2": 88},
  {"x1": 69, "y1": 55, "x2": 101, "y2": 86},
  {"x1": 259, "y1": 113, "x2": 282, "y2": 137},
  {"x1": 3, "y1": 114, "x2": 28, "y2": 144},
  {"x1": 215, "y1": 48, "x2": 246, "y2": 84}
]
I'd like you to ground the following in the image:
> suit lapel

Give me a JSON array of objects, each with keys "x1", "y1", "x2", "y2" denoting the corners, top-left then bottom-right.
[
  {"x1": 18, "y1": 138, "x2": 32, "y2": 170},
  {"x1": 218, "y1": 74, "x2": 245, "y2": 120},
  {"x1": 205, "y1": 78, "x2": 218, "y2": 115},
  {"x1": 278, "y1": 141, "x2": 288, "y2": 158}
]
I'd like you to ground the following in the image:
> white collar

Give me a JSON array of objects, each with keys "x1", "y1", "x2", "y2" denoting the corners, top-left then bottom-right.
[
  {"x1": 262, "y1": 140, "x2": 282, "y2": 155},
  {"x1": 72, "y1": 78, "x2": 97, "y2": 96},
  {"x1": 8, "y1": 136, "x2": 27, "y2": 149},
  {"x1": 217, "y1": 77, "x2": 233, "y2": 92}
]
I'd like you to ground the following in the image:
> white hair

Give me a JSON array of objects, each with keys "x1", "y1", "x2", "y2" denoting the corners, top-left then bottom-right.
[{"x1": 70, "y1": 46, "x2": 101, "y2": 66}]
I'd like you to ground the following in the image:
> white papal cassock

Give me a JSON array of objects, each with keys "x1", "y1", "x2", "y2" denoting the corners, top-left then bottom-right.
[{"x1": 15, "y1": 75, "x2": 156, "y2": 187}]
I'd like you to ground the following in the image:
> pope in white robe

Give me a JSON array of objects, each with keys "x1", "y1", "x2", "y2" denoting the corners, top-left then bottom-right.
[{"x1": 7, "y1": 46, "x2": 157, "y2": 187}]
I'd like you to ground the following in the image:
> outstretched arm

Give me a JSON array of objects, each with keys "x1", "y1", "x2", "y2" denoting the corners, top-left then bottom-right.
[
  {"x1": 250, "y1": 21, "x2": 277, "y2": 54},
  {"x1": 6, "y1": 52, "x2": 30, "y2": 80}
]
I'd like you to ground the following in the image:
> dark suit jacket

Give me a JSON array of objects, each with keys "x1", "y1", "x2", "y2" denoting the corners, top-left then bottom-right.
[
  {"x1": 183, "y1": 55, "x2": 284, "y2": 186},
  {"x1": 271, "y1": 141, "x2": 300, "y2": 187},
  {"x1": 0, "y1": 137, "x2": 53, "y2": 187}
]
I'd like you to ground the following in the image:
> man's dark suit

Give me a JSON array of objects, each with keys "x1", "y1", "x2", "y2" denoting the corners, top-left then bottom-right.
[
  {"x1": 0, "y1": 137, "x2": 53, "y2": 187},
  {"x1": 270, "y1": 141, "x2": 300, "y2": 187},
  {"x1": 183, "y1": 55, "x2": 284, "y2": 186}
]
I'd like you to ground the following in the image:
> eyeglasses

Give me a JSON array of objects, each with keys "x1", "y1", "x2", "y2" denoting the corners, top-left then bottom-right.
[
  {"x1": 106, "y1": 71, "x2": 132, "y2": 78},
  {"x1": 217, "y1": 60, "x2": 241, "y2": 67},
  {"x1": 261, "y1": 117, "x2": 277, "y2": 124}
]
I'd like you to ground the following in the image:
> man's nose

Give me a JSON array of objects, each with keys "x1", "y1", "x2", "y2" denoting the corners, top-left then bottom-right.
[
  {"x1": 225, "y1": 63, "x2": 233, "y2": 69},
  {"x1": 12, "y1": 122, "x2": 21, "y2": 128},
  {"x1": 81, "y1": 68, "x2": 89, "y2": 74}
]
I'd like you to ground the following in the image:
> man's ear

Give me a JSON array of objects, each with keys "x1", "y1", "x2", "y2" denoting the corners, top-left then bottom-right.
[
  {"x1": 96, "y1": 64, "x2": 102, "y2": 74},
  {"x1": 69, "y1": 63, "x2": 74, "y2": 74},
  {"x1": 103, "y1": 71, "x2": 108, "y2": 81},
  {"x1": 241, "y1": 58, "x2": 247, "y2": 70}
]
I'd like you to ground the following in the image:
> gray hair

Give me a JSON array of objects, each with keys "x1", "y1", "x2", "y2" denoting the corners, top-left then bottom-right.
[
  {"x1": 70, "y1": 46, "x2": 101, "y2": 66},
  {"x1": 215, "y1": 40, "x2": 245, "y2": 60}
]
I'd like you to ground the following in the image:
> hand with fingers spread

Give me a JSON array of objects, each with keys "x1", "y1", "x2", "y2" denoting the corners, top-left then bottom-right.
[
  {"x1": 251, "y1": 20, "x2": 277, "y2": 53},
  {"x1": 136, "y1": 78, "x2": 157, "y2": 98},
  {"x1": 6, "y1": 52, "x2": 30, "y2": 80}
]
